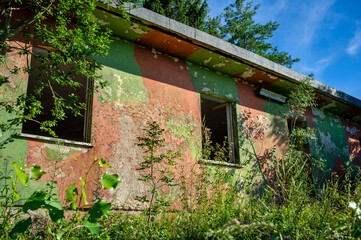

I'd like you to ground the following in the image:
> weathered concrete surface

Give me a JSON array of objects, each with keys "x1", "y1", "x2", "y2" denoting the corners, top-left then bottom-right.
[
  {"x1": 118, "y1": 4, "x2": 361, "y2": 110},
  {"x1": 1, "y1": 6, "x2": 361, "y2": 210},
  {"x1": 95, "y1": 4, "x2": 361, "y2": 126}
]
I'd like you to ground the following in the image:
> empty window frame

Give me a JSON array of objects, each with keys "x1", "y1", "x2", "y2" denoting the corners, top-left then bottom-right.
[
  {"x1": 287, "y1": 118, "x2": 311, "y2": 154},
  {"x1": 22, "y1": 48, "x2": 92, "y2": 142},
  {"x1": 201, "y1": 94, "x2": 236, "y2": 163}
]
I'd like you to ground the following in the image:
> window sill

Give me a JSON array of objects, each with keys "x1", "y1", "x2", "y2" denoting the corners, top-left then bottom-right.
[
  {"x1": 198, "y1": 159, "x2": 243, "y2": 169},
  {"x1": 18, "y1": 133, "x2": 94, "y2": 148}
]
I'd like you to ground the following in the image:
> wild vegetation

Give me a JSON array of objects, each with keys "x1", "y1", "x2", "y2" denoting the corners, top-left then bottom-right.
[
  {"x1": 1, "y1": 79, "x2": 361, "y2": 239},
  {"x1": 1, "y1": 0, "x2": 360, "y2": 239}
]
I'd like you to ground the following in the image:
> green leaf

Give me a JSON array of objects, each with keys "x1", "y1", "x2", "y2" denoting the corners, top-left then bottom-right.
[
  {"x1": 353, "y1": 225, "x2": 361, "y2": 238},
  {"x1": 13, "y1": 191, "x2": 20, "y2": 200},
  {"x1": 80, "y1": 177, "x2": 88, "y2": 205},
  {"x1": 10, "y1": 217, "x2": 32, "y2": 238},
  {"x1": 45, "y1": 199, "x2": 64, "y2": 223},
  {"x1": 83, "y1": 219, "x2": 101, "y2": 234},
  {"x1": 30, "y1": 165, "x2": 46, "y2": 180},
  {"x1": 98, "y1": 158, "x2": 110, "y2": 168},
  {"x1": 56, "y1": 224, "x2": 72, "y2": 240},
  {"x1": 101, "y1": 173, "x2": 120, "y2": 190},
  {"x1": 23, "y1": 190, "x2": 46, "y2": 212},
  {"x1": 65, "y1": 183, "x2": 78, "y2": 210},
  {"x1": 12, "y1": 161, "x2": 28, "y2": 187},
  {"x1": 88, "y1": 199, "x2": 111, "y2": 223}
]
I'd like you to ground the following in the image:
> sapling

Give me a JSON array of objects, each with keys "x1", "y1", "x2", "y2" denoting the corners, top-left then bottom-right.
[{"x1": 136, "y1": 121, "x2": 181, "y2": 223}]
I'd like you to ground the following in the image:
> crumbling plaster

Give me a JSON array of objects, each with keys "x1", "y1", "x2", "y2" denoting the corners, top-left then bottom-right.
[{"x1": 1, "y1": 7, "x2": 361, "y2": 209}]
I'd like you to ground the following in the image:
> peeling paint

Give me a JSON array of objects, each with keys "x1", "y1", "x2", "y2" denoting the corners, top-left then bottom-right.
[
  {"x1": 319, "y1": 131, "x2": 337, "y2": 154},
  {"x1": 268, "y1": 74, "x2": 278, "y2": 80},
  {"x1": 241, "y1": 69, "x2": 255, "y2": 79},
  {"x1": 346, "y1": 126, "x2": 359, "y2": 136},
  {"x1": 4, "y1": 11, "x2": 361, "y2": 209},
  {"x1": 130, "y1": 23, "x2": 148, "y2": 35},
  {"x1": 203, "y1": 57, "x2": 212, "y2": 64},
  {"x1": 213, "y1": 62, "x2": 226, "y2": 68},
  {"x1": 312, "y1": 108, "x2": 325, "y2": 120}
]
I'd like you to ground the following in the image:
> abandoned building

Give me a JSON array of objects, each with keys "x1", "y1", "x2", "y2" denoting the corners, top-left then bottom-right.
[{"x1": 2, "y1": 3, "x2": 361, "y2": 209}]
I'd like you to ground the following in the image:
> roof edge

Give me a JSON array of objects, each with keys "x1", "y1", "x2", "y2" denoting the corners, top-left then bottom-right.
[{"x1": 99, "y1": 3, "x2": 361, "y2": 109}]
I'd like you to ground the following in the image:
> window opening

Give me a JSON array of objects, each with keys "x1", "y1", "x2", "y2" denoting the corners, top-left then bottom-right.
[
  {"x1": 22, "y1": 48, "x2": 92, "y2": 142},
  {"x1": 287, "y1": 118, "x2": 310, "y2": 154},
  {"x1": 201, "y1": 94, "x2": 235, "y2": 163}
]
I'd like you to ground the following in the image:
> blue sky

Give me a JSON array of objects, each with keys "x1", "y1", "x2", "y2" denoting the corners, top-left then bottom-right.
[{"x1": 207, "y1": 0, "x2": 361, "y2": 99}]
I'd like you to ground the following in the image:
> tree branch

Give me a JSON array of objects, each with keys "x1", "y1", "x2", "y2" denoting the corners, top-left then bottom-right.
[
  {"x1": 9, "y1": 0, "x2": 56, "y2": 37},
  {"x1": 0, "y1": 2, "x2": 12, "y2": 44}
]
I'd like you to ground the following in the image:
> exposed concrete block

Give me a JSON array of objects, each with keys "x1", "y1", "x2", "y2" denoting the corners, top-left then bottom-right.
[
  {"x1": 194, "y1": 29, "x2": 228, "y2": 50},
  {"x1": 129, "y1": 7, "x2": 170, "y2": 30},
  {"x1": 169, "y1": 19, "x2": 195, "y2": 39}
]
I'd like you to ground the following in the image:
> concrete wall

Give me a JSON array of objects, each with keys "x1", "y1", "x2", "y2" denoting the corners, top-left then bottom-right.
[{"x1": 1, "y1": 35, "x2": 361, "y2": 209}]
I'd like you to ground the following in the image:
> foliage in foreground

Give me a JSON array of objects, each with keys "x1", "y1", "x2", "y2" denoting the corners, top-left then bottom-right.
[
  {"x1": 71, "y1": 79, "x2": 361, "y2": 239},
  {"x1": 0, "y1": 156, "x2": 120, "y2": 239},
  {"x1": 68, "y1": 172, "x2": 361, "y2": 240},
  {"x1": 3, "y1": 80, "x2": 361, "y2": 239}
]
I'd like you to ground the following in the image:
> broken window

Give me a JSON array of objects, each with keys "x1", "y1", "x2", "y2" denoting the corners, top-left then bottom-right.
[
  {"x1": 22, "y1": 48, "x2": 92, "y2": 142},
  {"x1": 201, "y1": 94, "x2": 236, "y2": 163}
]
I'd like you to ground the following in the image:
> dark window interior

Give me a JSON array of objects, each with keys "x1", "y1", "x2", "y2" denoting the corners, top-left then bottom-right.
[
  {"x1": 201, "y1": 96, "x2": 228, "y2": 147},
  {"x1": 287, "y1": 118, "x2": 310, "y2": 154},
  {"x1": 201, "y1": 95, "x2": 234, "y2": 162},
  {"x1": 22, "y1": 53, "x2": 90, "y2": 142}
]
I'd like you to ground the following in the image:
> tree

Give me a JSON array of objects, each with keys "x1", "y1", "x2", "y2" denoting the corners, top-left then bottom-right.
[
  {"x1": 139, "y1": 0, "x2": 299, "y2": 68},
  {"x1": 139, "y1": 0, "x2": 209, "y2": 29},
  {"x1": 0, "y1": 0, "x2": 132, "y2": 137},
  {"x1": 219, "y1": 0, "x2": 299, "y2": 68}
]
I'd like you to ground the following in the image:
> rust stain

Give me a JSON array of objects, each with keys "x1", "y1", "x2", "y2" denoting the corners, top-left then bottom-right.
[
  {"x1": 236, "y1": 81, "x2": 265, "y2": 112},
  {"x1": 331, "y1": 158, "x2": 346, "y2": 181},
  {"x1": 236, "y1": 81, "x2": 268, "y2": 156},
  {"x1": 305, "y1": 107, "x2": 316, "y2": 128},
  {"x1": 137, "y1": 29, "x2": 201, "y2": 60},
  {"x1": 133, "y1": 44, "x2": 199, "y2": 118},
  {"x1": 341, "y1": 118, "x2": 361, "y2": 166}
]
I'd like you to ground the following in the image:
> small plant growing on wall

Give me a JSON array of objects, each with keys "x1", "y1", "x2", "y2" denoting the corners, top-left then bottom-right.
[{"x1": 136, "y1": 121, "x2": 181, "y2": 223}]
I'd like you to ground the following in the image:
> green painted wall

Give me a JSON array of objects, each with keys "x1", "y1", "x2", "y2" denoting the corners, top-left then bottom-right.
[
  {"x1": 187, "y1": 62, "x2": 239, "y2": 103},
  {"x1": 310, "y1": 108, "x2": 354, "y2": 179},
  {"x1": 187, "y1": 49, "x2": 248, "y2": 76},
  {"x1": 0, "y1": 59, "x2": 48, "y2": 201},
  {"x1": 94, "y1": 39, "x2": 149, "y2": 103}
]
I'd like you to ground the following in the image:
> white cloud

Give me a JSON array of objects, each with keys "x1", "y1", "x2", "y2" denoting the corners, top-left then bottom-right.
[
  {"x1": 254, "y1": 0, "x2": 289, "y2": 22},
  {"x1": 346, "y1": 30, "x2": 361, "y2": 56},
  {"x1": 302, "y1": 0, "x2": 336, "y2": 43},
  {"x1": 295, "y1": 55, "x2": 334, "y2": 80}
]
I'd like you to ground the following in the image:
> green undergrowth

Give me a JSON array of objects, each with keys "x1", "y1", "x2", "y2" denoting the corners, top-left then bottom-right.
[
  {"x1": 65, "y1": 174, "x2": 361, "y2": 240},
  {"x1": 4, "y1": 79, "x2": 361, "y2": 239}
]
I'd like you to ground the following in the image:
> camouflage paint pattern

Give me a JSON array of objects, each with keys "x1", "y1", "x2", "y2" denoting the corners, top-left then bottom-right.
[{"x1": 1, "y1": 10, "x2": 361, "y2": 209}]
